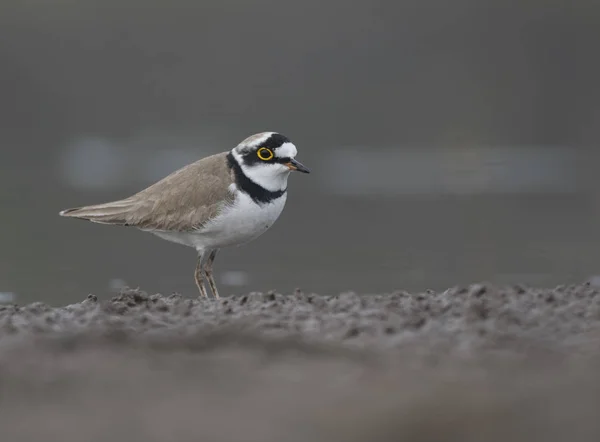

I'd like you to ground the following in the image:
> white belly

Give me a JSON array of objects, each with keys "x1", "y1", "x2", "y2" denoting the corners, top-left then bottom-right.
[{"x1": 150, "y1": 192, "x2": 287, "y2": 252}]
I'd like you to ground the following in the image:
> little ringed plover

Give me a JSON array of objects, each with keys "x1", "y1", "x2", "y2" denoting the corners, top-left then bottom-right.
[{"x1": 59, "y1": 132, "x2": 310, "y2": 299}]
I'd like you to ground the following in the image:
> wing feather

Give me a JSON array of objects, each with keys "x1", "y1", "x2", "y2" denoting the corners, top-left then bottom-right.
[{"x1": 59, "y1": 152, "x2": 235, "y2": 231}]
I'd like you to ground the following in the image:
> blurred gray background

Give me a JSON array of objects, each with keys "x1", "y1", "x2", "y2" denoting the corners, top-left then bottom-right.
[{"x1": 1, "y1": 0, "x2": 599, "y2": 305}]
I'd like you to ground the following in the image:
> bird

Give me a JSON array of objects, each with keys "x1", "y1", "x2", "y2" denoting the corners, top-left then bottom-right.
[{"x1": 59, "y1": 132, "x2": 310, "y2": 299}]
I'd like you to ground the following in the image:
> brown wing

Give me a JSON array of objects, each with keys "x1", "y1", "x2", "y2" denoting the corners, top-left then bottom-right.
[{"x1": 60, "y1": 152, "x2": 235, "y2": 232}]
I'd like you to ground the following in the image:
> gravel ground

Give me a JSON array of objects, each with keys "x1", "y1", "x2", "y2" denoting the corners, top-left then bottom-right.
[{"x1": 2, "y1": 283, "x2": 600, "y2": 441}]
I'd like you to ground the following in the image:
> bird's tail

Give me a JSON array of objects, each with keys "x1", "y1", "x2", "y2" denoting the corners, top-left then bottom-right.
[{"x1": 59, "y1": 198, "x2": 136, "y2": 225}]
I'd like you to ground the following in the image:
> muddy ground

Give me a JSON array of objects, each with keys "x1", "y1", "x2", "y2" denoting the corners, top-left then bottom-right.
[{"x1": 1, "y1": 283, "x2": 600, "y2": 442}]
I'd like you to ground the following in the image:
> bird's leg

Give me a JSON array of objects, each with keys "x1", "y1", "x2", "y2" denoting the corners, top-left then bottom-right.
[
  {"x1": 204, "y1": 249, "x2": 220, "y2": 299},
  {"x1": 194, "y1": 252, "x2": 209, "y2": 298}
]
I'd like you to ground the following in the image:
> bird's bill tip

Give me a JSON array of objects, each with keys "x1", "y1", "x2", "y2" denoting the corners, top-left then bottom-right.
[{"x1": 285, "y1": 158, "x2": 310, "y2": 174}]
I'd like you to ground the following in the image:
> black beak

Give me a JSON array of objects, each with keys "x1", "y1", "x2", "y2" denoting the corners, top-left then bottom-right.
[{"x1": 285, "y1": 158, "x2": 310, "y2": 174}]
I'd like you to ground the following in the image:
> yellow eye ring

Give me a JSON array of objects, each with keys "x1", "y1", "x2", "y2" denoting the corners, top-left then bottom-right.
[{"x1": 257, "y1": 147, "x2": 274, "y2": 161}]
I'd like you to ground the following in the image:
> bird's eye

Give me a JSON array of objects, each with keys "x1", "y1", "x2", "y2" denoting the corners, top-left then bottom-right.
[{"x1": 257, "y1": 147, "x2": 274, "y2": 161}]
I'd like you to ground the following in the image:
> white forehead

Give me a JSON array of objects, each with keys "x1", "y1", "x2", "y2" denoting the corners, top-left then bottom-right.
[{"x1": 275, "y1": 142, "x2": 297, "y2": 158}]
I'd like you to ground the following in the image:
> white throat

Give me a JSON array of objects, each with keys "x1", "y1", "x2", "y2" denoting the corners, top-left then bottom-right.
[{"x1": 231, "y1": 150, "x2": 291, "y2": 192}]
